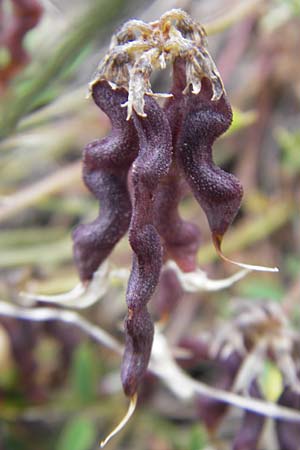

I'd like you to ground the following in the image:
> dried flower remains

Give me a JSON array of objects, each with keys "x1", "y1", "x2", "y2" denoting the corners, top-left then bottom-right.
[{"x1": 181, "y1": 301, "x2": 300, "y2": 449}]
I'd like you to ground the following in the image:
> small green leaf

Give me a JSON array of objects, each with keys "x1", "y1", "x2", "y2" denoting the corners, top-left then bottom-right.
[
  {"x1": 260, "y1": 361, "x2": 283, "y2": 402},
  {"x1": 57, "y1": 417, "x2": 97, "y2": 450},
  {"x1": 188, "y1": 425, "x2": 206, "y2": 450},
  {"x1": 225, "y1": 108, "x2": 257, "y2": 136}
]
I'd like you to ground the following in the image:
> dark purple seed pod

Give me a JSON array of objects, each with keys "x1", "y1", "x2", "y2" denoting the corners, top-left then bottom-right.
[
  {"x1": 72, "y1": 80, "x2": 138, "y2": 281},
  {"x1": 0, "y1": 317, "x2": 43, "y2": 401},
  {"x1": 176, "y1": 77, "x2": 243, "y2": 246},
  {"x1": 164, "y1": 58, "x2": 188, "y2": 142},
  {"x1": 121, "y1": 96, "x2": 172, "y2": 396},
  {"x1": 196, "y1": 350, "x2": 243, "y2": 432},
  {"x1": 152, "y1": 267, "x2": 184, "y2": 319},
  {"x1": 121, "y1": 306, "x2": 154, "y2": 397},
  {"x1": 232, "y1": 380, "x2": 265, "y2": 450},
  {"x1": 155, "y1": 58, "x2": 201, "y2": 272},
  {"x1": 275, "y1": 386, "x2": 300, "y2": 450},
  {"x1": 154, "y1": 169, "x2": 201, "y2": 272},
  {"x1": 177, "y1": 335, "x2": 210, "y2": 369}
]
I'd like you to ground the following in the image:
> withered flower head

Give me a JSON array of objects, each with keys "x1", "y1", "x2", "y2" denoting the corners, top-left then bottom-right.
[
  {"x1": 90, "y1": 9, "x2": 224, "y2": 119},
  {"x1": 73, "y1": 9, "x2": 243, "y2": 406}
]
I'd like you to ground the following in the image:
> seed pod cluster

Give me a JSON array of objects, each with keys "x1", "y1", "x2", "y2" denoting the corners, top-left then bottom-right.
[{"x1": 73, "y1": 10, "x2": 243, "y2": 397}]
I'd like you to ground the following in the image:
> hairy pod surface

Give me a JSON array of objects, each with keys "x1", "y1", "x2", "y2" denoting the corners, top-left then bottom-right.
[
  {"x1": 72, "y1": 81, "x2": 138, "y2": 281},
  {"x1": 157, "y1": 58, "x2": 201, "y2": 272},
  {"x1": 154, "y1": 169, "x2": 201, "y2": 272},
  {"x1": 121, "y1": 96, "x2": 172, "y2": 396},
  {"x1": 152, "y1": 268, "x2": 183, "y2": 319},
  {"x1": 177, "y1": 78, "x2": 243, "y2": 241}
]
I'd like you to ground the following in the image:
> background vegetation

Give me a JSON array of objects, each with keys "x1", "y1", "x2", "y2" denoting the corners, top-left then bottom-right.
[{"x1": 0, "y1": 0, "x2": 300, "y2": 449}]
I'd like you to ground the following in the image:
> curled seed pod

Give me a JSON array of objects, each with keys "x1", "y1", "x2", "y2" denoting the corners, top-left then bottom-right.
[
  {"x1": 276, "y1": 386, "x2": 300, "y2": 450},
  {"x1": 156, "y1": 58, "x2": 201, "y2": 272},
  {"x1": 121, "y1": 307, "x2": 154, "y2": 397},
  {"x1": 154, "y1": 169, "x2": 201, "y2": 272},
  {"x1": 121, "y1": 96, "x2": 172, "y2": 396},
  {"x1": 72, "y1": 81, "x2": 138, "y2": 281},
  {"x1": 232, "y1": 380, "x2": 265, "y2": 450},
  {"x1": 177, "y1": 77, "x2": 243, "y2": 246},
  {"x1": 73, "y1": 11, "x2": 253, "y2": 407}
]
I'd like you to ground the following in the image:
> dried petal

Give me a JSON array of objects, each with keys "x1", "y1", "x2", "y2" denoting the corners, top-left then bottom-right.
[{"x1": 92, "y1": 10, "x2": 225, "y2": 118}]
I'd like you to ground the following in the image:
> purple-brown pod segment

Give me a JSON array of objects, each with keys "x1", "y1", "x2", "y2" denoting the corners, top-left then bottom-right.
[
  {"x1": 196, "y1": 350, "x2": 243, "y2": 431},
  {"x1": 275, "y1": 387, "x2": 300, "y2": 450},
  {"x1": 121, "y1": 96, "x2": 172, "y2": 396},
  {"x1": 152, "y1": 268, "x2": 184, "y2": 320},
  {"x1": 72, "y1": 80, "x2": 138, "y2": 281},
  {"x1": 73, "y1": 61, "x2": 243, "y2": 397},
  {"x1": 156, "y1": 58, "x2": 201, "y2": 272},
  {"x1": 177, "y1": 77, "x2": 243, "y2": 246},
  {"x1": 232, "y1": 380, "x2": 265, "y2": 450},
  {"x1": 177, "y1": 335, "x2": 210, "y2": 370},
  {"x1": 153, "y1": 168, "x2": 201, "y2": 272}
]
